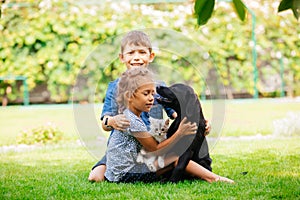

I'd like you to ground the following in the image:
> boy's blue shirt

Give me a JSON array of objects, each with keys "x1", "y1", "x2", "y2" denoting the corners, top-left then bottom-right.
[{"x1": 100, "y1": 79, "x2": 119, "y2": 121}]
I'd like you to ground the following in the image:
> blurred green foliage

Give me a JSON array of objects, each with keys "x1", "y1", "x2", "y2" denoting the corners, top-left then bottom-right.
[
  {"x1": 17, "y1": 122, "x2": 63, "y2": 145},
  {"x1": 195, "y1": 0, "x2": 299, "y2": 26},
  {"x1": 0, "y1": 0, "x2": 299, "y2": 104}
]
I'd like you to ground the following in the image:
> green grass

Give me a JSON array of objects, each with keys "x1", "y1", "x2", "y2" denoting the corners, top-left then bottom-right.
[
  {"x1": 202, "y1": 99, "x2": 300, "y2": 136},
  {"x1": 0, "y1": 104, "x2": 103, "y2": 146},
  {"x1": 0, "y1": 99, "x2": 298, "y2": 145},
  {"x1": 1, "y1": 99, "x2": 300, "y2": 199},
  {"x1": 1, "y1": 138, "x2": 299, "y2": 199}
]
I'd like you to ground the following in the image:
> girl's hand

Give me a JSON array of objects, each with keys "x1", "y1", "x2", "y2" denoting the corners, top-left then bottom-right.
[
  {"x1": 111, "y1": 114, "x2": 130, "y2": 131},
  {"x1": 177, "y1": 117, "x2": 198, "y2": 136}
]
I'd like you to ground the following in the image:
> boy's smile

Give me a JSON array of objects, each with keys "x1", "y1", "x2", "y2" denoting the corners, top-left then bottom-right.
[{"x1": 119, "y1": 44, "x2": 155, "y2": 69}]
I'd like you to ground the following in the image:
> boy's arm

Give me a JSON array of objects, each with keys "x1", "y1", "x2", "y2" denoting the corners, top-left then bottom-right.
[
  {"x1": 163, "y1": 106, "x2": 177, "y2": 119},
  {"x1": 101, "y1": 80, "x2": 118, "y2": 121},
  {"x1": 101, "y1": 81, "x2": 117, "y2": 131},
  {"x1": 102, "y1": 114, "x2": 130, "y2": 132},
  {"x1": 101, "y1": 80, "x2": 130, "y2": 131}
]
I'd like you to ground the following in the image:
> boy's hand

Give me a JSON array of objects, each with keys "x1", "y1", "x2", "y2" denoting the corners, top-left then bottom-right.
[
  {"x1": 171, "y1": 112, "x2": 177, "y2": 119},
  {"x1": 111, "y1": 114, "x2": 130, "y2": 131},
  {"x1": 204, "y1": 119, "x2": 211, "y2": 136}
]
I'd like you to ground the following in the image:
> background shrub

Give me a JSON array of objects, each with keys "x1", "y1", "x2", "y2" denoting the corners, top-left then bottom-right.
[
  {"x1": 273, "y1": 112, "x2": 300, "y2": 136},
  {"x1": 0, "y1": 0, "x2": 299, "y2": 104},
  {"x1": 17, "y1": 122, "x2": 63, "y2": 145}
]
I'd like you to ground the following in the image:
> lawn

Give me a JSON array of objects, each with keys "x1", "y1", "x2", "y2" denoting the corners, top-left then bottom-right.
[
  {"x1": 0, "y1": 99, "x2": 299, "y2": 145},
  {"x1": 1, "y1": 99, "x2": 300, "y2": 199},
  {"x1": 1, "y1": 137, "x2": 299, "y2": 199}
]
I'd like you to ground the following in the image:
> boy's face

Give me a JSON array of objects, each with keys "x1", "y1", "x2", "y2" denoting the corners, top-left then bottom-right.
[{"x1": 119, "y1": 44, "x2": 155, "y2": 69}]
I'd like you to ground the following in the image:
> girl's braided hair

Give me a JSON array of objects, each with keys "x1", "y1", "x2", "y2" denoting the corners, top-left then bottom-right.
[{"x1": 117, "y1": 67, "x2": 154, "y2": 113}]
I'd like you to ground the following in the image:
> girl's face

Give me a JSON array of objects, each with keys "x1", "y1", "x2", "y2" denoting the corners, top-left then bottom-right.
[
  {"x1": 128, "y1": 82, "x2": 155, "y2": 117},
  {"x1": 119, "y1": 44, "x2": 155, "y2": 69}
]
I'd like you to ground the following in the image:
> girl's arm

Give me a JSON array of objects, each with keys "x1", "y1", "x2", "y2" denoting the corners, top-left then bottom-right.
[{"x1": 133, "y1": 117, "x2": 197, "y2": 152}]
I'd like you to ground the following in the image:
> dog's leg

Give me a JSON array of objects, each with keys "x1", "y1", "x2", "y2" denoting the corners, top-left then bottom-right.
[{"x1": 192, "y1": 138, "x2": 212, "y2": 171}]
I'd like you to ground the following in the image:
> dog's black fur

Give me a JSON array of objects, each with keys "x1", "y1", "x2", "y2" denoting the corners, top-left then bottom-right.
[{"x1": 156, "y1": 83, "x2": 212, "y2": 183}]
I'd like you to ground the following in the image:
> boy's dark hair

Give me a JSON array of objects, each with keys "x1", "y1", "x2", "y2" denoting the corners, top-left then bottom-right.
[{"x1": 121, "y1": 30, "x2": 152, "y2": 53}]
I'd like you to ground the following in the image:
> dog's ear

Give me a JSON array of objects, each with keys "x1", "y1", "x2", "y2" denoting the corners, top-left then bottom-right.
[
  {"x1": 156, "y1": 86, "x2": 172, "y2": 102},
  {"x1": 170, "y1": 84, "x2": 200, "y2": 123},
  {"x1": 184, "y1": 92, "x2": 199, "y2": 122}
]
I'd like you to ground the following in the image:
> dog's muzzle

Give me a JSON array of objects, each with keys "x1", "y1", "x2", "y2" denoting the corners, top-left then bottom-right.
[{"x1": 156, "y1": 96, "x2": 172, "y2": 104}]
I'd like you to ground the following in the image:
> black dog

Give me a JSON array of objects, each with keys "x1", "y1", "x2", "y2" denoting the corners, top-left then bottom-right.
[{"x1": 156, "y1": 83, "x2": 212, "y2": 182}]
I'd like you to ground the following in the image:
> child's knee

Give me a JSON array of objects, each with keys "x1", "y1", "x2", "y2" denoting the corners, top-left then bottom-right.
[
  {"x1": 88, "y1": 171, "x2": 105, "y2": 182},
  {"x1": 88, "y1": 165, "x2": 106, "y2": 182}
]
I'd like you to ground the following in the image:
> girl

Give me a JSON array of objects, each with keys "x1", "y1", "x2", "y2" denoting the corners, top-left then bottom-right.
[{"x1": 104, "y1": 67, "x2": 234, "y2": 184}]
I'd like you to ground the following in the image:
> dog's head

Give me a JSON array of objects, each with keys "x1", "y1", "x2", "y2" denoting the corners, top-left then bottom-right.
[
  {"x1": 156, "y1": 83, "x2": 203, "y2": 124},
  {"x1": 156, "y1": 85, "x2": 180, "y2": 113}
]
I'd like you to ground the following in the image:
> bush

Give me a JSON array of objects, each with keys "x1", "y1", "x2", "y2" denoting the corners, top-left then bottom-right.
[
  {"x1": 1, "y1": 0, "x2": 299, "y2": 103},
  {"x1": 272, "y1": 112, "x2": 300, "y2": 136},
  {"x1": 17, "y1": 122, "x2": 63, "y2": 145}
]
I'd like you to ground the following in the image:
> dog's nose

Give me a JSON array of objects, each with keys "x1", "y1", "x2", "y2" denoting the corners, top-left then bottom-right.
[
  {"x1": 156, "y1": 96, "x2": 171, "y2": 103},
  {"x1": 155, "y1": 95, "x2": 162, "y2": 101},
  {"x1": 155, "y1": 96, "x2": 166, "y2": 103}
]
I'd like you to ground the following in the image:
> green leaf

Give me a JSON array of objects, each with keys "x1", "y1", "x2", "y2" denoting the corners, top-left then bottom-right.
[
  {"x1": 278, "y1": 0, "x2": 293, "y2": 12},
  {"x1": 278, "y1": 0, "x2": 299, "y2": 20},
  {"x1": 232, "y1": 0, "x2": 246, "y2": 21},
  {"x1": 194, "y1": 0, "x2": 215, "y2": 26},
  {"x1": 292, "y1": 0, "x2": 300, "y2": 19}
]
